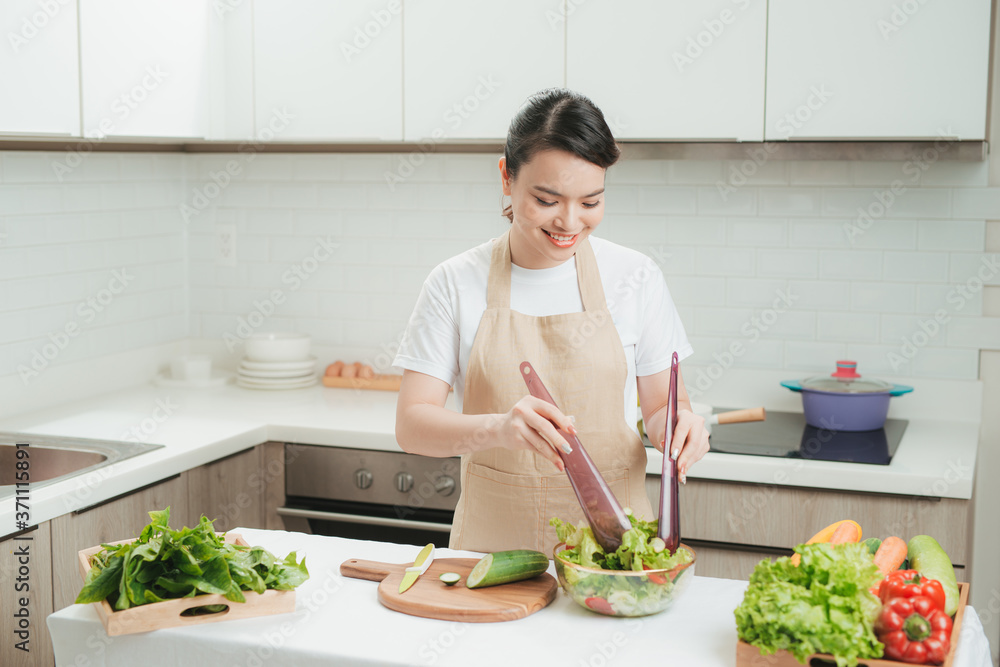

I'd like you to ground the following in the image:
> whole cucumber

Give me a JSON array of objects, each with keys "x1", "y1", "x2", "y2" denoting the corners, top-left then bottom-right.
[{"x1": 907, "y1": 535, "x2": 959, "y2": 615}]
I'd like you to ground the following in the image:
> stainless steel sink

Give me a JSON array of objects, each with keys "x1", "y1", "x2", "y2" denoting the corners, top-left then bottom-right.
[{"x1": 0, "y1": 431, "x2": 164, "y2": 497}]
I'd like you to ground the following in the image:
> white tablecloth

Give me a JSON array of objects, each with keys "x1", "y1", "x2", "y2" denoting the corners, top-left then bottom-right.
[{"x1": 48, "y1": 528, "x2": 994, "y2": 667}]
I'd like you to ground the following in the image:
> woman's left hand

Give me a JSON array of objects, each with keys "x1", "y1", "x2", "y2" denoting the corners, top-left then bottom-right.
[{"x1": 666, "y1": 408, "x2": 709, "y2": 484}]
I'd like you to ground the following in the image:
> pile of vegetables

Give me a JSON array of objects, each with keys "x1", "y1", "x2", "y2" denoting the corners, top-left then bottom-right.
[
  {"x1": 550, "y1": 513, "x2": 694, "y2": 616},
  {"x1": 76, "y1": 507, "x2": 309, "y2": 610},
  {"x1": 735, "y1": 519, "x2": 960, "y2": 667}
]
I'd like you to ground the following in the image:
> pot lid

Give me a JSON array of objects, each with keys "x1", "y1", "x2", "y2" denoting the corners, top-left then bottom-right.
[{"x1": 800, "y1": 361, "x2": 894, "y2": 394}]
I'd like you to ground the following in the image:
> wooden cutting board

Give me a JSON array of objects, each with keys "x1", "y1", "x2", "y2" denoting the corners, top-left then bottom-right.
[{"x1": 339, "y1": 557, "x2": 557, "y2": 623}]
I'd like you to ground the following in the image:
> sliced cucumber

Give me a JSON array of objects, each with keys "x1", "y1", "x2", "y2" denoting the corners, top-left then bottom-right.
[
  {"x1": 466, "y1": 550, "x2": 548, "y2": 589},
  {"x1": 439, "y1": 572, "x2": 461, "y2": 586},
  {"x1": 908, "y1": 535, "x2": 959, "y2": 616}
]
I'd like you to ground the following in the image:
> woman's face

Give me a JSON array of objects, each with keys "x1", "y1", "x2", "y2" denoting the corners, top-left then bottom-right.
[{"x1": 501, "y1": 149, "x2": 607, "y2": 270}]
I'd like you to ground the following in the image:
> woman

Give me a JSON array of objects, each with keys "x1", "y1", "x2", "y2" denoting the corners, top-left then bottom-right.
[{"x1": 393, "y1": 89, "x2": 709, "y2": 554}]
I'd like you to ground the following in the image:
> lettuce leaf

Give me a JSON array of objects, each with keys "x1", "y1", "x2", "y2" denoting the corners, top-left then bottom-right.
[
  {"x1": 734, "y1": 542, "x2": 883, "y2": 667},
  {"x1": 76, "y1": 507, "x2": 309, "y2": 609}
]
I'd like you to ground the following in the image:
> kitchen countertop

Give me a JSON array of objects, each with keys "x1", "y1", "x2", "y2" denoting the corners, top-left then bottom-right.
[
  {"x1": 46, "y1": 528, "x2": 995, "y2": 667},
  {"x1": 0, "y1": 379, "x2": 980, "y2": 533}
]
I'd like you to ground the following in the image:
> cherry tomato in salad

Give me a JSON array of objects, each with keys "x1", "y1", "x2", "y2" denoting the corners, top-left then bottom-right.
[{"x1": 585, "y1": 596, "x2": 614, "y2": 615}]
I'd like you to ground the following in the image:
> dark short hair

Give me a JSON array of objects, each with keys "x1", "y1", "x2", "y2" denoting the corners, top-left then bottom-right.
[{"x1": 502, "y1": 88, "x2": 620, "y2": 222}]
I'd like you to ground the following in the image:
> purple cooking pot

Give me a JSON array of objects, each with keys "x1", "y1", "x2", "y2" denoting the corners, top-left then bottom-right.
[{"x1": 781, "y1": 361, "x2": 913, "y2": 432}]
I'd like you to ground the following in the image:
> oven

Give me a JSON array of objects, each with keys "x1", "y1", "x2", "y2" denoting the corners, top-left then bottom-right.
[{"x1": 277, "y1": 443, "x2": 461, "y2": 547}]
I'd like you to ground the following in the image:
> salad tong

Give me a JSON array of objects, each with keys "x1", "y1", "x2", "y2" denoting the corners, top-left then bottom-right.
[
  {"x1": 657, "y1": 351, "x2": 681, "y2": 553},
  {"x1": 519, "y1": 361, "x2": 631, "y2": 552}
]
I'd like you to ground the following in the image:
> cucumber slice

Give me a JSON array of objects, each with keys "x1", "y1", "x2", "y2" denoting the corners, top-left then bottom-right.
[
  {"x1": 908, "y1": 535, "x2": 959, "y2": 616},
  {"x1": 439, "y1": 572, "x2": 461, "y2": 586},
  {"x1": 465, "y1": 550, "x2": 548, "y2": 589}
]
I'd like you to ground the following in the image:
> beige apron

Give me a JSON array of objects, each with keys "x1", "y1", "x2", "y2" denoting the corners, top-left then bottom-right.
[{"x1": 449, "y1": 230, "x2": 653, "y2": 554}]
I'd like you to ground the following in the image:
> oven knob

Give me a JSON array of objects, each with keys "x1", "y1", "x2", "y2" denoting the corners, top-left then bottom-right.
[
  {"x1": 435, "y1": 475, "x2": 456, "y2": 497},
  {"x1": 354, "y1": 469, "x2": 373, "y2": 490},
  {"x1": 395, "y1": 472, "x2": 414, "y2": 493}
]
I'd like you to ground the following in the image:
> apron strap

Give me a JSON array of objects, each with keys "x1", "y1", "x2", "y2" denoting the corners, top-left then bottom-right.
[
  {"x1": 486, "y1": 230, "x2": 513, "y2": 309},
  {"x1": 574, "y1": 236, "x2": 607, "y2": 314},
  {"x1": 486, "y1": 228, "x2": 609, "y2": 313}
]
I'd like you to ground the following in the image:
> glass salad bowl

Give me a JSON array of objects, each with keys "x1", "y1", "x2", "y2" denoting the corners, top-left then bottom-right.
[{"x1": 552, "y1": 544, "x2": 697, "y2": 617}]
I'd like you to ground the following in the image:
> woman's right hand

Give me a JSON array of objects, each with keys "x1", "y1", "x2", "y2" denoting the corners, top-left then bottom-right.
[{"x1": 494, "y1": 396, "x2": 575, "y2": 471}]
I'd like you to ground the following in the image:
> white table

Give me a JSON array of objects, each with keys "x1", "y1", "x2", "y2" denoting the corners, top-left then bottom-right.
[{"x1": 48, "y1": 528, "x2": 994, "y2": 667}]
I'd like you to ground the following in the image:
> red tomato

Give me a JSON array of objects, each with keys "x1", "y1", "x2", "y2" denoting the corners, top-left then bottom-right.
[{"x1": 585, "y1": 597, "x2": 614, "y2": 615}]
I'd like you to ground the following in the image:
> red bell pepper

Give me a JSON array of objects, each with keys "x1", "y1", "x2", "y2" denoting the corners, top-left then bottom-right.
[
  {"x1": 878, "y1": 570, "x2": 947, "y2": 611},
  {"x1": 875, "y1": 595, "x2": 953, "y2": 665}
]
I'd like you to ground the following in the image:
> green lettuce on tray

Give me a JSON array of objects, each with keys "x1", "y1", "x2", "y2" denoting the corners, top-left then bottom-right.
[
  {"x1": 76, "y1": 507, "x2": 309, "y2": 611},
  {"x1": 734, "y1": 542, "x2": 884, "y2": 667}
]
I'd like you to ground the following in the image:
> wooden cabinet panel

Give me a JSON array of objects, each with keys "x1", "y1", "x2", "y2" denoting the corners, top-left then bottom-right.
[
  {"x1": 645, "y1": 477, "x2": 971, "y2": 567},
  {"x1": 687, "y1": 543, "x2": 784, "y2": 581},
  {"x1": 1, "y1": 523, "x2": 54, "y2": 667},
  {"x1": 186, "y1": 446, "x2": 265, "y2": 532},
  {"x1": 50, "y1": 474, "x2": 189, "y2": 611}
]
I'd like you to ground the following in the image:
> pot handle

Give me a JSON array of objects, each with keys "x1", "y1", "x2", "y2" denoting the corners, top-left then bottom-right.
[
  {"x1": 890, "y1": 384, "x2": 914, "y2": 396},
  {"x1": 780, "y1": 380, "x2": 803, "y2": 393}
]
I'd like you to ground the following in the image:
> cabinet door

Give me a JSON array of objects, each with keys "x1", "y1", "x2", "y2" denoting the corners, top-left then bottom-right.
[
  {"x1": 765, "y1": 0, "x2": 991, "y2": 140},
  {"x1": 50, "y1": 474, "x2": 189, "y2": 611},
  {"x1": 567, "y1": 0, "x2": 766, "y2": 141},
  {"x1": 254, "y1": 0, "x2": 402, "y2": 140},
  {"x1": 0, "y1": 1, "x2": 80, "y2": 136},
  {"x1": 403, "y1": 0, "x2": 563, "y2": 141},
  {"x1": 186, "y1": 446, "x2": 265, "y2": 532},
  {"x1": 78, "y1": 0, "x2": 210, "y2": 138},
  {"x1": 0, "y1": 524, "x2": 54, "y2": 667},
  {"x1": 686, "y1": 542, "x2": 784, "y2": 580}
]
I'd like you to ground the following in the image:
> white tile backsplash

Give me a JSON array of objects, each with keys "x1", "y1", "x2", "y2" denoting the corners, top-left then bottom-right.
[{"x1": 2, "y1": 151, "x2": 997, "y2": 385}]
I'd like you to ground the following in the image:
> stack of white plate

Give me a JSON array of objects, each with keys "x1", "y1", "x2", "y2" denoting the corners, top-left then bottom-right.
[{"x1": 237, "y1": 333, "x2": 317, "y2": 390}]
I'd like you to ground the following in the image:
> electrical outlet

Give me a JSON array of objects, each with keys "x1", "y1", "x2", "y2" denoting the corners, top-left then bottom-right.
[{"x1": 216, "y1": 223, "x2": 237, "y2": 267}]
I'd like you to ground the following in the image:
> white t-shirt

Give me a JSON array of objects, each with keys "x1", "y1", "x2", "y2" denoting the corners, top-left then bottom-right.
[{"x1": 393, "y1": 235, "x2": 694, "y2": 434}]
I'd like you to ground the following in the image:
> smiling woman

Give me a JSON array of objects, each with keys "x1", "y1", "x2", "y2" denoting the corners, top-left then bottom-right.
[{"x1": 392, "y1": 88, "x2": 709, "y2": 555}]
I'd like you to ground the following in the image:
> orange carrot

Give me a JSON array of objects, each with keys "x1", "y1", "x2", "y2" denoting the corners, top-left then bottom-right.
[
  {"x1": 829, "y1": 520, "x2": 861, "y2": 545},
  {"x1": 872, "y1": 536, "x2": 907, "y2": 577},
  {"x1": 791, "y1": 519, "x2": 862, "y2": 565}
]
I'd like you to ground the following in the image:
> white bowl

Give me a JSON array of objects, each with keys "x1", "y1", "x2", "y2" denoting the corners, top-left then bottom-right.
[{"x1": 244, "y1": 333, "x2": 311, "y2": 363}]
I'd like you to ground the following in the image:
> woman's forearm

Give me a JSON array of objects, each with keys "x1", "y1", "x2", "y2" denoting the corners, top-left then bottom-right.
[
  {"x1": 396, "y1": 402, "x2": 502, "y2": 458},
  {"x1": 645, "y1": 398, "x2": 692, "y2": 452}
]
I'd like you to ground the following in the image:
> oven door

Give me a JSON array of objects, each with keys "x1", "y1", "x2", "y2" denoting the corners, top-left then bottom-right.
[
  {"x1": 280, "y1": 444, "x2": 461, "y2": 547},
  {"x1": 277, "y1": 498, "x2": 453, "y2": 547}
]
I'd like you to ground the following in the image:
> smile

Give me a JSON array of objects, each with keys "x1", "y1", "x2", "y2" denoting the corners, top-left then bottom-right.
[{"x1": 543, "y1": 230, "x2": 579, "y2": 247}]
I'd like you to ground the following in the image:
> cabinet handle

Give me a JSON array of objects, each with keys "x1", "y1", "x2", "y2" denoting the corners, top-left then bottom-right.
[{"x1": 72, "y1": 473, "x2": 182, "y2": 515}]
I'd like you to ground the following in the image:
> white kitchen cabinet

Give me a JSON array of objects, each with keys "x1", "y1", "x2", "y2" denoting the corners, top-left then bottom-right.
[
  {"x1": 78, "y1": 0, "x2": 210, "y2": 139},
  {"x1": 403, "y1": 0, "x2": 563, "y2": 141},
  {"x1": 207, "y1": 0, "x2": 255, "y2": 140},
  {"x1": 253, "y1": 0, "x2": 402, "y2": 141},
  {"x1": 567, "y1": 0, "x2": 766, "y2": 141},
  {"x1": 765, "y1": 0, "x2": 991, "y2": 140},
  {"x1": 0, "y1": 0, "x2": 80, "y2": 136}
]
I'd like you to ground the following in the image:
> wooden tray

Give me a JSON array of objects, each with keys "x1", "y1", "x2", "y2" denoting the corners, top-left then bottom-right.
[
  {"x1": 322, "y1": 374, "x2": 402, "y2": 391},
  {"x1": 736, "y1": 582, "x2": 970, "y2": 667},
  {"x1": 77, "y1": 533, "x2": 295, "y2": 636}
]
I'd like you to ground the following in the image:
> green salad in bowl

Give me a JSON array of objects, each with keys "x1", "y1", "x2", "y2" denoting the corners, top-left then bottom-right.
[{"x1": 550, "y1": 513, "x2": 696, "y2": 617}]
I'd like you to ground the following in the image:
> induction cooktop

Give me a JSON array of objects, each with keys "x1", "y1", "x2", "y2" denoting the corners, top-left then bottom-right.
[{"x1": 707, "y1": 409, "x2": 907, "y2": 465}]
